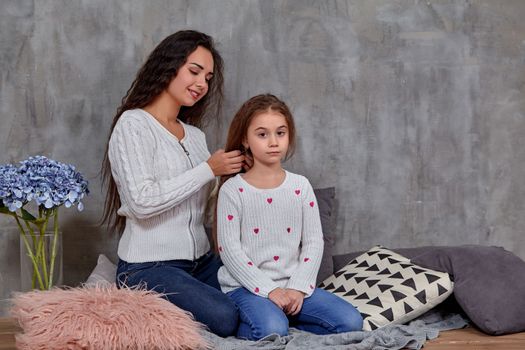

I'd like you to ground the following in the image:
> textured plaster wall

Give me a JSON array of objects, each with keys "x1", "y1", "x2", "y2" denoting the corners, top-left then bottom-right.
[{"x1": 1, "y1": 0, "x2": 524, "y2": 315}]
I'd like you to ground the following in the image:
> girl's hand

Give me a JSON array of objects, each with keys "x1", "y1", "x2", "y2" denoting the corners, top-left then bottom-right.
[
  {"x1": 268, "y1": 288, "x2": 291, "y2": 310},
  {"x1": 283, "y1": 289, "x2": 305, "y2": 315},
  {"x1": 207, "y1": 149, "x2": 245, "y2": 176}
]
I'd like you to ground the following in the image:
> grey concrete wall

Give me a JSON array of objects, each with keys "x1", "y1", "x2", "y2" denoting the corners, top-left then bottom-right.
[{"x1": 1, "y1": 0, "x2": 524, "y2": 314}]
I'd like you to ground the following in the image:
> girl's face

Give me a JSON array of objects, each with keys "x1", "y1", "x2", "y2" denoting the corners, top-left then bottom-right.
[
  {"x1": 166, "y1": 46, "x2": 214, "y2": 108},
  {"x1": 244, "y1": 111, "x2": 289, "y2": 167}
]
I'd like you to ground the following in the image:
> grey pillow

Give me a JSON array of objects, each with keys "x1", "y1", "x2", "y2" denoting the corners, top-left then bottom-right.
[
  {"x1": 313, "y1": 187, "x2": 336, "y2": 284},
  {"x1": 410, "y1": 245, "x2": 525, "y2": 335}
]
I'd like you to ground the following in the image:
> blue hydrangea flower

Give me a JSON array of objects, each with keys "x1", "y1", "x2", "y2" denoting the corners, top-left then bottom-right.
[
  {"x1": 0, "y1": 156, "x2": 89, "y2": 212},
  {"x1": 0, "y1": 164, "x2": 31, "y2": 211}
]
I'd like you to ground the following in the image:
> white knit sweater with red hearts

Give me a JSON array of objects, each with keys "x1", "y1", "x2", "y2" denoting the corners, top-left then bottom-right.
[{"x1": 217, "y1": 171, "x2": 324, "y2": 298}]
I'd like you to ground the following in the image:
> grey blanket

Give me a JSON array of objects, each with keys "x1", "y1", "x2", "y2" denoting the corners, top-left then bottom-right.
[{"x1": 202, "y1": 310, "x2": 468, "y2": 350}]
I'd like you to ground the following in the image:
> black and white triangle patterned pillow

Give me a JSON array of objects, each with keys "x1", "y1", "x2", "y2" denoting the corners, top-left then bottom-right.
[{"x1": 320, "y1": 246, "x2": 454, "y2": 331}]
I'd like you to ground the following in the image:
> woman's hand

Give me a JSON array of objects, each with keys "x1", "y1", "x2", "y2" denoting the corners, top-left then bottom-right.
[
  {"x1": 207, "y1": 149, "x2": 245, "y2": 176},
  {"x1": 283, "y1": 289, "x2": 305, "y2": 315},
  {"x1": 268, "y1": 288, "x2": 291, "y2": 310}
]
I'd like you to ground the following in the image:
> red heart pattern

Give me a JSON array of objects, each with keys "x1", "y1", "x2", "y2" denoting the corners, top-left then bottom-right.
[
  {"x1": 309, "y1": 201, "x2": 314, "y2": 207},
  {"x1": 248, "y1": 261, "x2": 253, "y2": 266},
  {"x1": 267, "y1": 198, "x2": 273, "y2": 204},
  {"x1": 239, "y1": 188, "x2": 244, "y2": 192},
  {"x1": 273, "y1": 256, "x2": 279, "y2": 261},
  {"x1": 254, "y1": 287, "x2": 260, "y2": 293},
  {"x1": 286, "y1": 227, "x2": 291, "y2": 233},
  {"x1": 227, "y1": 215, "x2": 234, "y2": 221},
  {"x1": 295, "y1": 189, "x2": 301, "y2": 195},
  {"x1": 253, "y1": 228, "x2": 259, "y2": 234},
  {"x1": 304, "y1": 258, "x2": 310, "y2": 262}
]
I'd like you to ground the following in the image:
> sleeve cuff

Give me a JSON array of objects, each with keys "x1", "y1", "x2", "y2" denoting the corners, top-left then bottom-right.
[
  {"x1": 194, "y1": 161, "x2": 216, "y2": 185},
  {"x1": 286, "y1": 280, "x2": 316, "y2": 297},
  {"x1": 257, "y1": 282, "x2": 281, "y2": 298}
]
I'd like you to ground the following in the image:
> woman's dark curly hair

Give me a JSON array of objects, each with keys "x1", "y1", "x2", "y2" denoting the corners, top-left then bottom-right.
[{"x1": 101, "y1": 30, "x2": 224, "y2": 234}]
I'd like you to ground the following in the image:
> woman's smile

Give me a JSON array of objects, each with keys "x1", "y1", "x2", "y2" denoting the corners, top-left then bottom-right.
[{"x1": 188, "y1": 88, "x2": 202, "y2": 100}]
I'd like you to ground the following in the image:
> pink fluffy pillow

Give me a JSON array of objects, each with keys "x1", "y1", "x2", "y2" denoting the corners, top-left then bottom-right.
[{"x1": 10, "y1": 285, "x2": 209, "y2": 350}]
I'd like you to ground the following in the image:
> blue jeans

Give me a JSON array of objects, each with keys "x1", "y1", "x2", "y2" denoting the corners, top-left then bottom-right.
[
  {"x1": 116, "y1": 251, "x2": 238, "y2": 337},
  {"x1": 227, "y1": 287, "x2": 363, "y2": 340}
]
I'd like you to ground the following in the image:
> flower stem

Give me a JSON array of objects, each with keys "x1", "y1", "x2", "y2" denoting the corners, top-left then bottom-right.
[
  {"x1": 36, "y1": 206, "x2": 43, "y2": 285},
  {"x1": 48, "y1": 209, "x2": 59, "y2": 288},
  {"x1": 23, "y1": 220, "x2": 38, "y2": 288},
  {"x1": 14, "y1": 214, "x2": 45, "y2": 290},
  {"x1": 36, "y1": 211, "x2": 51, "y2": 289}
]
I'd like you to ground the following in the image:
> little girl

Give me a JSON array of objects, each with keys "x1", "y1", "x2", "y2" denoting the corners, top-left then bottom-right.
[{"x1": 215, "y1": 94, "x2": 363, "y2": 340}]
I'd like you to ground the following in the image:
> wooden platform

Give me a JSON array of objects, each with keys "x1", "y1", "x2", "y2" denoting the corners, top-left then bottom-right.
[
  {"x1": 1, "y1": 317, "x2": 525, "y2": 349},
  {"x1": 424, "y1": 326, "x2": 525, "y2": 350},
  {"x1": 0, "y1": 318, "x2": 21, "y2": 350}
]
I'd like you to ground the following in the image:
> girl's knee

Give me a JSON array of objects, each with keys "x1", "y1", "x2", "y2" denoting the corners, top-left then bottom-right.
[
  {"x1": 249, "y1": 313, "x2": 289, "y2": 340},
  {"x1": 337, "y1": 307, "x2": 363, "y2": 332},
  {"x1": 345, "y1": 315, "x2": 364, "y2": 332}
]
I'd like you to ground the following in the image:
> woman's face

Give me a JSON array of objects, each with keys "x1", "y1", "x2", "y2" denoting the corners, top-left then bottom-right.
[
  {"x1": 167, "y1": 46, "x2": 214, "y2": 107},
  {"x1": 244, "y1": 111, "x2": 289, "y2": 167}
]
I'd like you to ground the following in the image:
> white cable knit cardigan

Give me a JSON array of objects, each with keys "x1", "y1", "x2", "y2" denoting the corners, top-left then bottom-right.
[
  {"x1": 217, "y1": 171, "x2": 324, "y2": 298},
  {"x1": 108, "y1": 109, "x2": 215, "y2": 263}
]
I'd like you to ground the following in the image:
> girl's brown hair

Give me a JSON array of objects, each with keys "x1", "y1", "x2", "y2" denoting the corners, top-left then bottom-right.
[
  {"x1": 101, "y1": 30, "x2": 224, "y2": 234},
  {"x1": 212, "y1": 93, "x2": 296, "y2": 251}
]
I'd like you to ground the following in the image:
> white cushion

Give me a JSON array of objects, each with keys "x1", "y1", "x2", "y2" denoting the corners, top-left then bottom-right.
[
  {"x1": 320, "y1": 246, "x2": 454, "y2": 331},
  {"x1": 85, "y1": 254, "x2": 117, "y2": 286}
]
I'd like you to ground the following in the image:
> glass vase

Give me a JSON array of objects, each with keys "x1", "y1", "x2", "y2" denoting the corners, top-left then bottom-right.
[{"x1": 19, "y1": 230, "x2": 63, "y2": 291}]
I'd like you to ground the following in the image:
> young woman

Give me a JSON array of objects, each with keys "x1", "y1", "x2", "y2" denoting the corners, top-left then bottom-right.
[
  {"x1": 215, "y1": 94, "x2": 363, "y2": 340},
  {"x1": 101, "y1": 30, "x2": 243, "y2": 337}
]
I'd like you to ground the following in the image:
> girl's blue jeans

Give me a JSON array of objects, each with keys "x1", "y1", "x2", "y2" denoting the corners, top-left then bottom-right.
[
  {"x1": 227, "y1": 287, "x2": 363, "y2": 340},
  {"x1": 116, "y1": 251, "x2": 239, "y2": 337}
]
